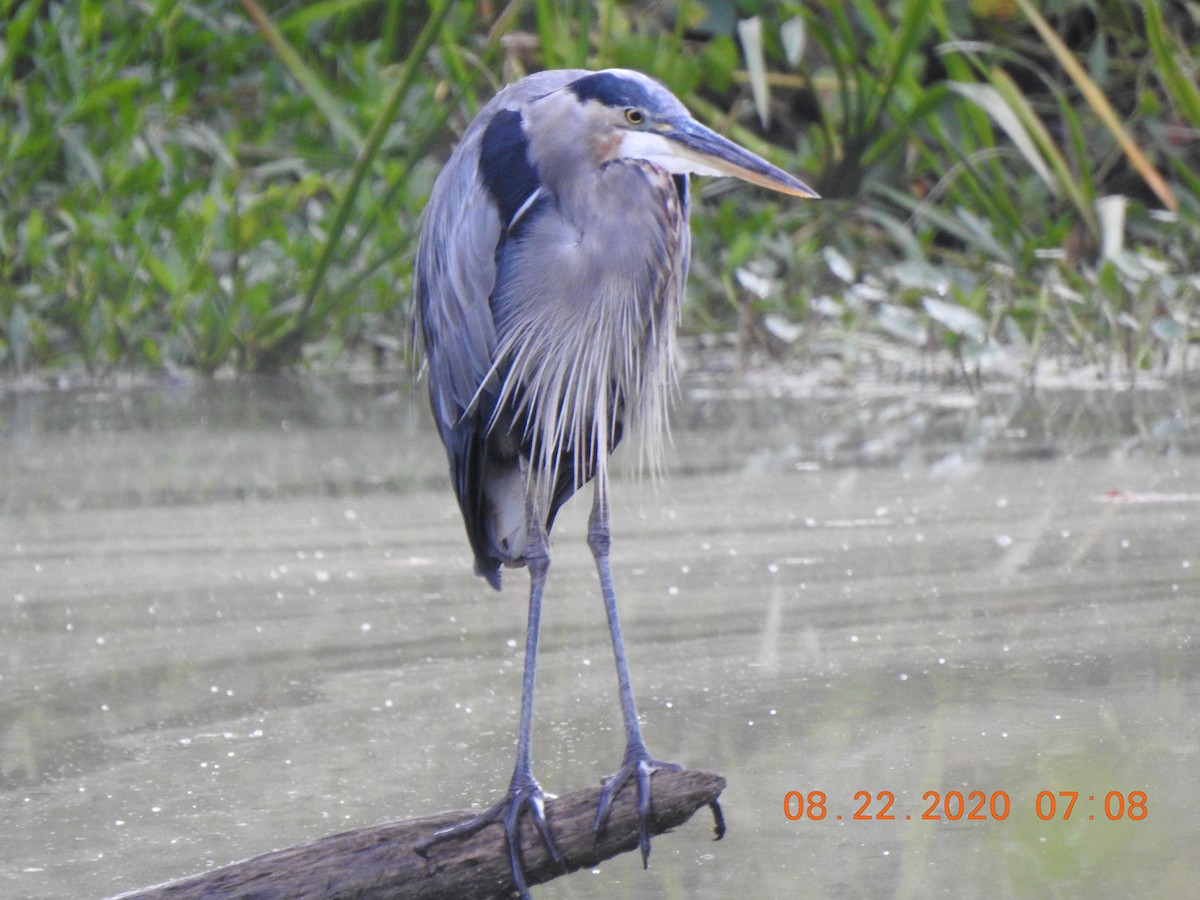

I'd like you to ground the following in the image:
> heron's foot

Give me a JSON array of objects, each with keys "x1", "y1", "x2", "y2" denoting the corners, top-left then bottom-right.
[
  {"x1": 416, "y1": 774, "x2": 565, "y2": 899},
  {"x1": 592, "y1": 741, "x2": 683, "y2": 868}
]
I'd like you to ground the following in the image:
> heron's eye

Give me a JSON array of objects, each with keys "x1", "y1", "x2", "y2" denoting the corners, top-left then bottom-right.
[{"x1": 623, "y1": 108, "x2": 645, "y2": 126}]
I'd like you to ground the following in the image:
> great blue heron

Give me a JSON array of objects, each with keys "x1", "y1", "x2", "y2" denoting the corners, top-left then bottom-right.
[{"x1": 413, "y1": 68, "x2": 817, "y2": 894}]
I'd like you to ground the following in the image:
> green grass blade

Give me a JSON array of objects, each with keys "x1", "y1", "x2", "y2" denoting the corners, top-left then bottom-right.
[
  {"x1": 237, "y1": 0, "x2": 364, "y2": 153},
  {"x1": 283, "y1": 0, "x2": 456, "y2": 359},
  {"x1": 947, "y1": 80, "x2": 1055, "y2": 192},
  {"x1": 1013, "y1": 0, "x2": 1176, "y2": 212},
  {"x1": 277, "y1": 0, "x2": 383, "y2": 34},
  {"x1": 987, "y1": 66, "x2": 1097, "y2": 236},
  {"x1": 863, "y1": 0, "x2": 932, "y2": 129},
  {"x1": 1142, "y1": 0, "x2": 1200, "y2": 127}
]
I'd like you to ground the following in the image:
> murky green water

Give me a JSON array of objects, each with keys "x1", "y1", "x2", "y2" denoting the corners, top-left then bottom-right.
[{"x1": 2, "y1": 373, "x2": 1198, "y2": 899}]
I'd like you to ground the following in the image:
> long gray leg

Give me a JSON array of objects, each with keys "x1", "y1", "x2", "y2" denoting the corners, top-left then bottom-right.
[
  {"x1": 416, "y1": 493, "x2": 563, "y2": 898},
  {"x1": 587, "y1": 486, "x2": 682, "y2": 867}
]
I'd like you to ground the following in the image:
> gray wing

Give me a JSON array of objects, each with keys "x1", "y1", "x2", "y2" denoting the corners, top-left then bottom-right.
[{"x1": 413, "y1": 70, "x2": 591, "y2": 585}]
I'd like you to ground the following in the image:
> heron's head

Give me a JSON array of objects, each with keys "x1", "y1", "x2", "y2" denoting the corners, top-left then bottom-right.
[{"x1": 547, "y1": 69, "x2": 818, "y2": 199}]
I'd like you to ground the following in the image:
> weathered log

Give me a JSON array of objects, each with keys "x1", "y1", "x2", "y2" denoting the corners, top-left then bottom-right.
[{"x1": 112, "y1": 768, "x2": 726, "y2": 899}]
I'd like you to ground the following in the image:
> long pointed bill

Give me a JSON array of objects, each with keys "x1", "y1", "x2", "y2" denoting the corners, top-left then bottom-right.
[{"x1": 661, "y1": 118, "x2": 819, "y2": 199}]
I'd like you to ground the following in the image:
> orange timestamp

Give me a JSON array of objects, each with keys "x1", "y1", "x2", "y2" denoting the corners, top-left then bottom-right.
[{"x1": 783, "y1": 789, "x2": 1148, "y2": 822}]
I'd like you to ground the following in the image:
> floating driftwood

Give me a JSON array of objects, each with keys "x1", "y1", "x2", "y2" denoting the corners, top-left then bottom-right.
[{"x1": 112, "y1": 768, "x2": 726, "y2": 900}]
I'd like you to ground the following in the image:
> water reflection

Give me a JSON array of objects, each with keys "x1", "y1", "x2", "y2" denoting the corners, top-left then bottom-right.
[{"x1": 2, "y1": 373, "x2": 1197, "y2": 899}]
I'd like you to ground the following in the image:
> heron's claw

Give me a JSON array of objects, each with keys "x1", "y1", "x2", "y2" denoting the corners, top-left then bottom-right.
[
  {"x1": 709, "y1": 797, "x2": 727, "y2": 840},
  {"x1": 592, "y1": 743, "x2": 683, "y2": 868},
  {"x1": 416, "y1": 775, "x2": 565, "y2": 899}
]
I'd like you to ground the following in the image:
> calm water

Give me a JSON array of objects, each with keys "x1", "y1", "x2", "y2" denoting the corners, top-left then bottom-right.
[{"x1": 2, "y1": 373, "x2": 1198, "y2": 899}]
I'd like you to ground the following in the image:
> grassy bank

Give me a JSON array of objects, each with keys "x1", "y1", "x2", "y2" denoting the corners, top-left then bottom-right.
[{"x1": 2, "y1": 0, "x2": 1198, "y2": 380}]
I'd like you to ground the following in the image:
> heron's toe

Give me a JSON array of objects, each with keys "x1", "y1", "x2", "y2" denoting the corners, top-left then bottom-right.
[
  {"x1": 592, "y1": 744, "x2": 683, "y2": 868},
  {"x1": 417, "y1": 775, "x2": 564, "y2": 899}
]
